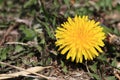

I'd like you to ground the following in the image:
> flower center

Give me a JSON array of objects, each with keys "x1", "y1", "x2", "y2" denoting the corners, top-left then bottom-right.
[{"x1": 71, "y1": 28, "x2": 91, "y2": 49}]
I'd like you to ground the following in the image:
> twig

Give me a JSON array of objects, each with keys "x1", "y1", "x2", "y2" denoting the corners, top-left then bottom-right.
[
  {"x1": 85, "y1": 61, "x2": 90, "y2": 73},
  {"x1": 6, "y1": 42, "x2": 28, "y2": 46},
  {"x1": 0, "y1": 61, "x2": 51, "y2": 79},
  {"x1": 6, "y1": 41, "x2": 38, "y2": 47}
]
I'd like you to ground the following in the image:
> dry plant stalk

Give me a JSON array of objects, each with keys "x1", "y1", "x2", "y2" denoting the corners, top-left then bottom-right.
[{"x1": 0, "y1": 61, "x2": 52, "y2": 80}]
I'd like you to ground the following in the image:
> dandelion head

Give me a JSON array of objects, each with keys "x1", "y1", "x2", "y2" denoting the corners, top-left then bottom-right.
[{"x1": 55, "y1": 15, "x2": 105, "y2": 63}]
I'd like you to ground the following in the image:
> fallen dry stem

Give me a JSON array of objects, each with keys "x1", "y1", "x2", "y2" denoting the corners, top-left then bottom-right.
[
  {"x1": 6, "y1": 42, "x2": 28, "y2": 46},
  {"x1": 0, "y1": 61, "x2": 51, "y2": 79}
]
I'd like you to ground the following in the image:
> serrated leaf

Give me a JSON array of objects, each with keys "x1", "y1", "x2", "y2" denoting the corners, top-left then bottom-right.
[
  {"x1": 111, "y1": 58, "x2": 117, "y2": 67},
  {"x1": 1, "y1": 49, "x2": 7, "y2": 60},
  {"x1": 62, "y1": 66, "x2": 68, "y2": 74},
  {"x1": 90, "y1": 73, "x2": 101, "y2": 80},
  {"x1": 24, "y1": 29, "x2": 36, "y2": 40},
  {"x1": 60, "y1": 60, "x2": 68, "y2": 74},
  {"x1": 19, "y1": 25, "x2": 36, "y2": 40},
  {"x1": 60, "y1": 60, "x2": 65, "y2": 67},
  {"x1": 45, "y1": 58, "x2": 52, "y2": 65},
  {"x1": 15, "y1": 45, "x2": 24, "y2": 53},
  {"x1": 40, "y1": 38, "x2": 45, "y2": 44},
  {"x1": 27, "y1": 52, "x2": 34, "y2": 57},
  {"x1": 89, "y1": 62, "x2": 97, "y2": 73},
  {"x1": 0, "y1": 47, "x2": 9, "y2": 61},
  {"x1": 97, "y1": 54, "x2": 107, "y2": 61}
]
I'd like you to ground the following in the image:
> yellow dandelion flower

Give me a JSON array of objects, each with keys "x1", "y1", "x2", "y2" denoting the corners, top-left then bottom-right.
[{"x1": 55, "y1": 15, "x2": 105, "y2": 63}]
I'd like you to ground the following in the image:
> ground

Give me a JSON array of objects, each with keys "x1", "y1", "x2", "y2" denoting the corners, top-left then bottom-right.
[{"x1": 0, "y1": 0, "x2": 120, "y2": 80}]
